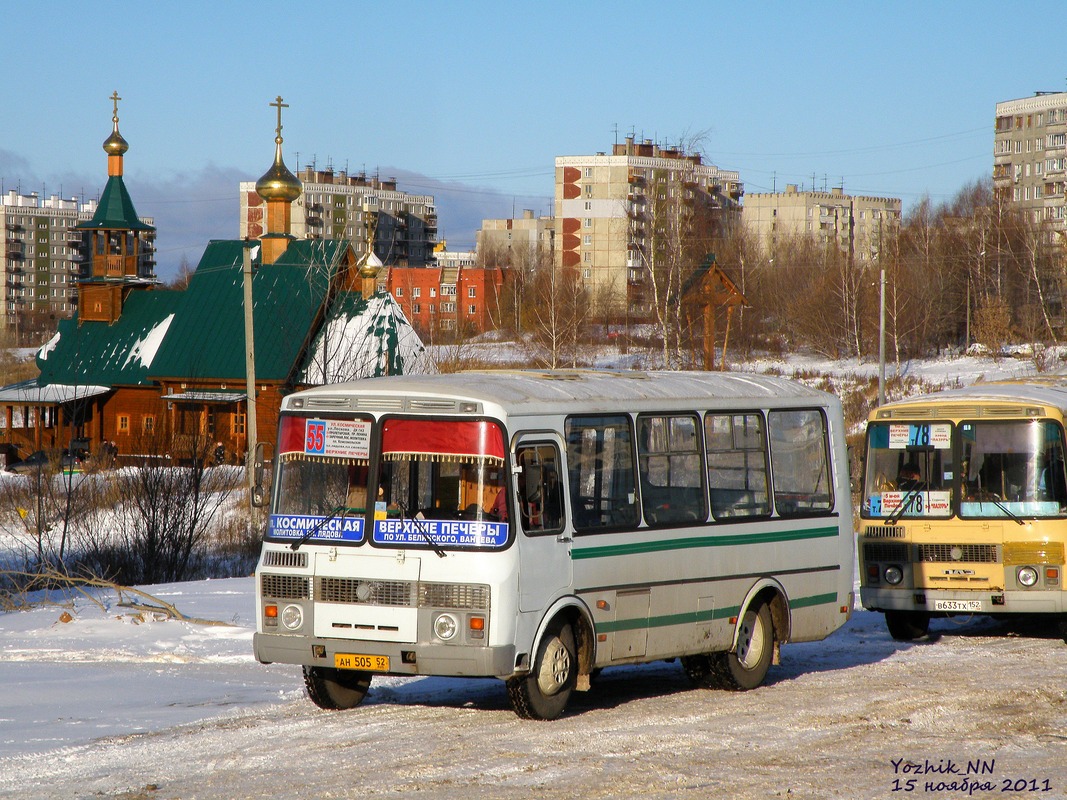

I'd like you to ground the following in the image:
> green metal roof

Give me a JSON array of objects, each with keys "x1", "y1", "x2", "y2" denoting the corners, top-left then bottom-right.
[
  {"x1": 149, "y1": 239, "x2": 347, "y2": 382},
  {"x1": 36, "y1": 288, "x2": 179, "y2": 386},
  {"x1": 298, "y1": 292, "x2": 435, "y2": 383},
  {"x1": 35, "y1": 238, "x2": 430, "y2": 390},
  {"x1": 76, "y1": 175, "x2": 155, "y2": 231}
]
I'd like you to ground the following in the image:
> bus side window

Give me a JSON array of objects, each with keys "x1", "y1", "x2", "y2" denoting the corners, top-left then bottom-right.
[
  {"x1": 565, "y1": 415, "x2": 639, "y2": 531},
  {"x1": 516, "y1": 443, "x2": 564, "y2": 534},
  {"x1": 768, "y1": 408, "x2": 833, "y2": 516}
]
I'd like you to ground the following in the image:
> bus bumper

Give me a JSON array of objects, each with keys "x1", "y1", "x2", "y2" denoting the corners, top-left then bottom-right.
[
  {"x1": 861, "y1": 587, "x2": 1067, "y2": 615},
  {"x1": 254, "y1": 632, "x2": 518, "y2": 679}
]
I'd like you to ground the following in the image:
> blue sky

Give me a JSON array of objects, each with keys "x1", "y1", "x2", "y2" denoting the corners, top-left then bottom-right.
[{"x1": 1, "y1": 1, "x2": 1061, "y2": 280}]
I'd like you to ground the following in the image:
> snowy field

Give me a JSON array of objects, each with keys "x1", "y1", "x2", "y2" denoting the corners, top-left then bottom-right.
[{"x1": 0, "y1": 577, "x2": 1065, "y2": 799}]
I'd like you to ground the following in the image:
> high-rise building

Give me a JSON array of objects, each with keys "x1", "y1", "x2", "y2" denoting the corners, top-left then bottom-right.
[
  {"x1": 742, "y1": 184, "x2": 901, "y2": 262},
  {"x1": 239, "y1": 167, "x2": 438, "y2": 267},
  {"x1": 477, "y1": 210, "x2": 555, "y2": 264},
  {"x1": 554, "y1": 136, "x2": 741, "y2": 319},
  {"x1": 1, "y1": 187, "x2": 154, "y2": 342},
  {"x1": 994, "y1": 91, "x2": 1067, "y2": 235}
]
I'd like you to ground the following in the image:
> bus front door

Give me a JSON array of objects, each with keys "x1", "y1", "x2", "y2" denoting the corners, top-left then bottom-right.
[{"x1": 515, "y1": 434, "x2": 572, "y2": 613}]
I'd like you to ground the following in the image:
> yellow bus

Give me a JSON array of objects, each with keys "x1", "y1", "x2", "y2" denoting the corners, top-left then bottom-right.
[{"x1": 859, "y1": 380, "x2": 1067, "y2": 642}]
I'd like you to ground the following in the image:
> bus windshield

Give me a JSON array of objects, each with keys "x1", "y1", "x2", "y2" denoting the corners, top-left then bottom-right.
[
  {"x1": 269, "y1": 415, "x2": 511, "y2": 549},
  {"x1": 959, "y1": 419, "x2": 1067, "y2": 518},
  {"x1": 864, "y1": 419, "x2": 1067, "y2": 519}
]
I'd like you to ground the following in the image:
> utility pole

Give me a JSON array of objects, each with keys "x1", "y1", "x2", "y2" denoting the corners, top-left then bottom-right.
[
  {"x1": 242, "y1": 240, "x2": 258, "y2": 502},
  {"x1": 878, "y1": 269, "x2": 886, "y2": 406}
]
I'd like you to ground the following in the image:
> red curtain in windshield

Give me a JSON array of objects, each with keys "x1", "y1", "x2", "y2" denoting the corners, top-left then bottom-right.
[{"x1": 381, "y1": 419, "x2": 505, "y2": 464}]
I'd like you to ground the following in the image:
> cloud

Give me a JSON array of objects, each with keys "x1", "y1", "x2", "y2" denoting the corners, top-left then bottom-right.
[{"x1": 4, "y1": 151, "x2": 553, "y2": 281}]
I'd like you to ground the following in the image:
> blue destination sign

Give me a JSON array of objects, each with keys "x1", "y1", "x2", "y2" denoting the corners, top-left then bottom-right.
[
  {"x1": 269, "y1": 514, "x2": 365, "y2": 543},
  {"x1": 373, "y1": 518, "x2": 508, "y2": 548}
]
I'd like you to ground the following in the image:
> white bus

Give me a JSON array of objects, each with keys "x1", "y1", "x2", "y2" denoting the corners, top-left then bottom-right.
[{"x1": 253, "y1": 370, "x2": 855, "y2": 719}]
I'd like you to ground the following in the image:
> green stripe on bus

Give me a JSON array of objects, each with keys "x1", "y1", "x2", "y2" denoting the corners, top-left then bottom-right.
[
  {"x1": 789, "y1": 592, "x2": 838, "y2": 610},
  {"x1": 571, "y1": 526, "x2": 839, "y2": 560},
  {"x1": 595, "y1": 592, "x2": 838, "y2": 633}
]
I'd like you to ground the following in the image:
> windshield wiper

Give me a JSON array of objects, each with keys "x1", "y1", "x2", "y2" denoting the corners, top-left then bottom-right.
[
  {"x1": 888, "y1": 484, "x2": 925, "y2": 524},
  {"x1": 290, "y1": 504, "x2": 347, "y2": 551},
  {"x1": 396, "y1": 500, "x2": 447, "y2": 558},
  {"x1": 983, "y1": 497, "x2": 1025, "y2": 526}
]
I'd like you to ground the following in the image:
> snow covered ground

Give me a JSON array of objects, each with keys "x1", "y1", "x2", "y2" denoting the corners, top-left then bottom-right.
[{"x1": 0, "y1": 577, "x2": 1065, "y2": 799}]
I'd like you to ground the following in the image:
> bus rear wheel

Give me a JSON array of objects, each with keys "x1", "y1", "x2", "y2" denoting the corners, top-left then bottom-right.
[
  {"x1": 507, "y1": 619, "x2": 577, "y2": 720},
  {"x1": 683, "y1": 601, "x2": 774, "y2": 691},
  {"x1": 884, "y1": 610, "x2": 930, "y2": 641},
  {"x1": 303, "y1": 665, "x2": 371, "y2": 710}
]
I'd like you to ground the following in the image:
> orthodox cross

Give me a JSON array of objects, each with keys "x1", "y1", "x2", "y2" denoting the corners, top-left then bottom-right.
[
  {"x1": 110, "y1": 90, "x2": 121, "y2": 122},
  {"x1": 271, "y1": 95, "x2": 288, "y2": 141}
]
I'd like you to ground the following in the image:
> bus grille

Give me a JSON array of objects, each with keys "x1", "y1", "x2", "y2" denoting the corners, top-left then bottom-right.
[
  {"x1": 419, "y1": 582, "x2": 490, "y2": 610},
  {"x1": 917, "y1": 544, "x2": 999, "y2": 563},
  {"x1": 317, "y1": 577, "x2": 413, "y2": 606},
  {"x1": 261, "y1": 574, "x2": 311, "y2": 599},
  {"x1": 863, "y1": 542, "x2": 910, "y2": 562},
  {"x1": 311, "y1": 577, "x2": 491, "y2": 610},
  {"x1": 863, "y1": 525, "x2": 905, "y2": 539},
  {"x1": 261, "y1": 550, "x2": 308, "y2": 569}
]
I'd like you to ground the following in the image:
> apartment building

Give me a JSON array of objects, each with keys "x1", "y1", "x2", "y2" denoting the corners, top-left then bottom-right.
[
  {"x1": 994, "y1": 91, "x2": 1067, "y2": 234},
  {"x1": 1, "y1": 190, "x2": 155, "y2": 342},
  {"x1": 384, "y1": 263, "x2": 505, "y2": 338},
  {"x1": 239, "y1": 166, "x2": 437, "y2": 267},
  {"x1": 742, "y1": 184, "x2": 901, "y2": 262},
  {"x1": 554, "y1": 136, "x2": 742, "y2": 319},
  {"x1": 477, "y1": 209, "x2": 555, "y2": 264}
]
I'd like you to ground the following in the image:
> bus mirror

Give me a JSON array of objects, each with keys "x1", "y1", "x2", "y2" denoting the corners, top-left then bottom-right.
[{"x1": 252, "y1": 441, "x2": 273, "y2": 507}]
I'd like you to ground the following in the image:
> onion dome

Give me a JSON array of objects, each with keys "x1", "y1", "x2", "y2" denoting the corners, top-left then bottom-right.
[
  {"x1": 256, "y1": 135, "x2": 302, "y2": 202},
  {"x1": 103, "y1": 90, "x2": 129, "y2": 156}
]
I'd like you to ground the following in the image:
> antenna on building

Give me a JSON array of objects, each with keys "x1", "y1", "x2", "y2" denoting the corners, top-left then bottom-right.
[
  {"x1": 612, "y1": 122, "x2": 619, "y2": 146},
  {"x1": 294, "y1": 151, "x2": 300, "y2": 171},
  {"x1": 772, "y1": 171, "x2": 776, "y2": 193}
]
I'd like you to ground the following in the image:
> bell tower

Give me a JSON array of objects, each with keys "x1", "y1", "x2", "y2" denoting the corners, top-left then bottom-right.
[{"x1": 75, "y1": 91, "x2": 157, "y2": 323}]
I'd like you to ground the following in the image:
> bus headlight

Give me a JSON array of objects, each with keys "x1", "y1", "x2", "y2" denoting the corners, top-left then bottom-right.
[
  {"x1": 884, "y1": 565, "x2": 904, "y2": 585},
  {"x1": 281, "y1": 604, "x2": 304, "y2": 630},
  {"x1": 433, "y1": 613, "x2": 459, "y2": 641},
  {"x1": 1017, "y1": 566, "x2": 1039, "y2": 588}
]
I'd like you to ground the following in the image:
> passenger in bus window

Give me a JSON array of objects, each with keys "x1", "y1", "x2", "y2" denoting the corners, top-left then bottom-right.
[{"x1": 897, "y1": 463, "x2": 922, "y2": 491}]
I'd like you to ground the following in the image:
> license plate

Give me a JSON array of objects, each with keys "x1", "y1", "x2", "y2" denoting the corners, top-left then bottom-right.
[
  {"x1": 334, "y1": 653, "x2": 390, "y2": 672},
  {"x1": 933, "y1": 599, "x2": 983, "y2": 612}
]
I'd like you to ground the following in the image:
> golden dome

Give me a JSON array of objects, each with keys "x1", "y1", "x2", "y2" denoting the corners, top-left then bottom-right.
[
  {"x1": 103, "y1": 128, "x2": 128, "y2": 157},
  {"x1": 255, "y1": 137, "x2": 302, "y2": 203}
]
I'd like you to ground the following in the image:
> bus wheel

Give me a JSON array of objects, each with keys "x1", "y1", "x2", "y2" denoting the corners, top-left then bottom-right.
[
  {"x1": 687, "y1": 602, "x2": 774, "y2": 691},
  {"x1": 507, "y1": 619, "x2": 577, "y2": 720},
  {"x1": 303, "y1": 666, "x2": 371, "y2": 710},
  {"x1": 720, "y1": 602, "x2": 774, "y2": 690},
  {"x1": 884, "y1": 610, "x2": 930, "y2": 641}
]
